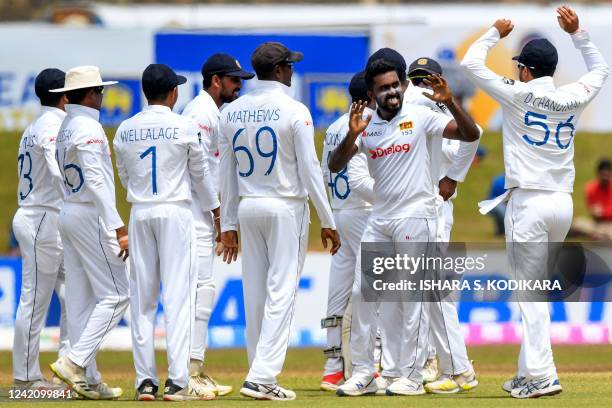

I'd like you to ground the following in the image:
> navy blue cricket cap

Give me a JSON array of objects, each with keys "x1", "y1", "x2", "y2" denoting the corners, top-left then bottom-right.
[
  {"x1": 408, "y1": 57, "x2": 443, "y2": 77},
  {"x1": 513, "y1": 38, "x2": 558, "y2": 71},
  {"x1": 367, "y1": 48, "x2": 407, "y2": 77},
  {"x1": 35, "y1": 68, "x2": 65, "y2": 98},
  {"x1": 202, "y1": 53, "x2": 254, "y2": 79},
  {"x1": 349, "y1": 71, "x2": 369, "y2": 103},
  {"x1": 142, "y1": 64, "x2": 186, "y2": 95}
]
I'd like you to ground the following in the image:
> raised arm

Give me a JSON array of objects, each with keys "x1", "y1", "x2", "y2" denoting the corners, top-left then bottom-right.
[
  {"x1": 422, "y1": 75, "x2": 480, "y2": 142},
  {"x1": 557, "y1": 6, "x2": 609, "y2": 100},
  {"x1": 328, "y1": 101, "x2": 371, "y2": 173},
  {"x1": 460, "y1": 19, "x2": 519, "y2": 104}
]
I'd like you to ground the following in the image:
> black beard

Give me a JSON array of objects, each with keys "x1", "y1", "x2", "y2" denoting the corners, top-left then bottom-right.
[{"x1": 376, "y1": 93, "x2": 402, "y2": 114}]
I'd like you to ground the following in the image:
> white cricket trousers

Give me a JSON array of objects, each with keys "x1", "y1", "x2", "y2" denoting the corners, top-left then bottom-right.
[
  {"x1": 129, "y1": 202, "x2": 197, "y2": 389},
  {"x1": 352, "y1": 217, "x2": 435, "y2": 382},
  {"x1": 239, "y1": 197, "x2": 309, "y2": 384},
  {"x1": 59, "y1": 203, "x2": 129, "y2": 370},
  {"x1": 12, "y1": 207, "x2": 69, "y2": 381},
  {"x1": 190, "y1": 204, "x2": 215, "y2": 363},
  {"x1": 429, "y1": 199, "x2": 472, "y2": 375},
  {"x1": 324, "y1": 208, "x2": 371, "y2": 375},
  {"x1": 505, "y1": 189, "x2": 572, "y2": 379}
]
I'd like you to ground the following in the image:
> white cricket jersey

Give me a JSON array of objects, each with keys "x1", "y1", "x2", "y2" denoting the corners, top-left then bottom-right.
[
  {"x1": 321, "y1": 111, "x2": 374, "y2": 210},
  {"x1": 17, "y1": 106, "x2": 66, "y2": 211},
  {"x1": 403, "y1": 84, "x2": 479, "y2": 185},
  {"x1": 182, "y1": 89, "x2": 221, "y2": 194},
  {"x1": 219, "y1": 80, "x2": 335, "y2": 231},
  {"x1": 113, "y1": 105, "x2": 219, "y2": 211},
  {"x1": 355, "y1": 103, "x2": 452, "y2": 219},
  {"x1": 461, "y1": 28, "x2": 609, "y2": 193},
  {"x1": 56, "y1": 104, "x2": 123, "y2": 231}
]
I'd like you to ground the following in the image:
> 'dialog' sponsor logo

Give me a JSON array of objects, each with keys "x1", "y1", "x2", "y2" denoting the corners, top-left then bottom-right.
[{"x1": 368, "y1": 143, "x2": 411, "y2": 159}]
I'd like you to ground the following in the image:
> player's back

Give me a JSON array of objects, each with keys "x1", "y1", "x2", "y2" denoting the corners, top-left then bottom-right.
[
  {"x1": 56, "y1": 104, "x2": 115, "y2": 204},
  {"x1": 17, "y1": 107, "x2": 65, "y2": 210},
  {"x1": 221, "y1": 81, "x2": 308, "y2": 198},
  {"x1": 322, "y1": 112, "x2": 372, "y2": 210},
  {"x1": 500, "y1": 77, "x2": 599, "y2": 193},
  {"x1": 114, "y1": 105, "x2": 199, "y2": 204}
]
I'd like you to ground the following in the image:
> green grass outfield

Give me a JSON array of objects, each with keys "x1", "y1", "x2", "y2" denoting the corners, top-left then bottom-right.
[
  {"x1": 0, "y1": 346, "x2": 611, "y2": 407},
  {"x1": 1, "y1": 130, "x2": 611, "y2": 250}
]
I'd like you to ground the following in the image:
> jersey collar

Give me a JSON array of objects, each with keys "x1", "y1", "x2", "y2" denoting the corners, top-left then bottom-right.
[
  {"x1": 143, "y1": 104, "x2": 172, "y2": 113},
  {"x1": 199, "y1": 89, "x2": 221, "y2": 117},
  {"x1": 527, "y1": 76, "x2": 555, "y2": 91},
  {"x1": 255, "y1": 80, "x2": 293, "y2": 97},
  {"x1": 65, "y1": 104, "x2": 100, "y2": 121},
  {"x1": 40, "y1": 106, "x2": 66, "y2": 120},
  {"x1": 371, "y1": 104, "x2": 406, "y2": 125}
]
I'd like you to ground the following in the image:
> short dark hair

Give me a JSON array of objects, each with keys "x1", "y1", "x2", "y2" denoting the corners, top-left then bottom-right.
[
  {"x1": 203, "y1": 72, "x2": 224, "y2": 89},
  {"x1": 65, "y1": 87, "x2": 93, "y2": 104},
  {"x1": 143, "y1": 86, "x2": 172, "y2": 102},
  {"x1": 528, "y1": 66, "x2": 556, "y2": 79},
  {"x1": 597, "y1": 158, "x2": 611, "y2": 173},
  {"x1": 365, "y1": 59, "x2": 398, "y2": 90},
  {"x1": 37, "y1": 91, "x2": 64, "y2": 107}
]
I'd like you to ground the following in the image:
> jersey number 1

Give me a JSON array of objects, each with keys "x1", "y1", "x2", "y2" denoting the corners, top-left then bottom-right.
[{"x1": 140, "y1": 146, "x2": 158, "y2": 195}]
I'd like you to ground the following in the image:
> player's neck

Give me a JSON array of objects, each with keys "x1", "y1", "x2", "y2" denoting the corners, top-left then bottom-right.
[{"x1": 377, "y1": 107, "x2": 399, "y2": 122}]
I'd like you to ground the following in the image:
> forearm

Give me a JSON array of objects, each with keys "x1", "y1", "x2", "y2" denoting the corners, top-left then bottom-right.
[
  {"x1": 572, "y1": 30, "x2": 609, "y2": 89},
  {"x1": 219, "y1": 141, "x2": 240, "y2": 232},
  {"x1": 445, "y1": 98, "x2": 480, "y2": 142},
  {"x1": 445, "y1": 137, "x2": 480, "y2": 182},
  {"x1": 329, "y1": 131, "x2": 358, "y2": 173}
]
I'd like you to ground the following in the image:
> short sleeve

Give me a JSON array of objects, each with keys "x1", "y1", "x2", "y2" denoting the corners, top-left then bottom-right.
[{"x1": 421, "y1": 107, "x2": 453, "y2": 139}]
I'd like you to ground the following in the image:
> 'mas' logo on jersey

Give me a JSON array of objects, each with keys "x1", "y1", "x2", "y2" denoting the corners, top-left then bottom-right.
[{"x1": 368, "y1": 143, "x2": 411, "y2": 159}]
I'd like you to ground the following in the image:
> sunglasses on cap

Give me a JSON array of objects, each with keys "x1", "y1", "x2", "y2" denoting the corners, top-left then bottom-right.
[
  {"x1": 517, "y1": 62, "x2": 535, "y2": 70},
  {"x1": 409, "y1": 74, "x2": 431, "y2": 86}
]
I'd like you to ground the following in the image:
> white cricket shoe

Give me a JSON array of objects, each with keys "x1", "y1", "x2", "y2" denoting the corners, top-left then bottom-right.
[
  {"x1": 187, "y1": 377, "x2": 216, "y2": 400},
  {"x1": 422, "y1": 357, "x2": 439, "y2": 383},
  {"x1": 386, "y1": 377, "x2": 426, "y2": 396},
  {"x1": 163, "y1": 379, "x2": 215, "y2": 401},
  {"x1": 49, "y1": 356, "x2": 100, "y2": 400},
  {"x1": 90, "y1": 382, "x2": 123, "y2": 400},
  {"x1": 511, "y1": 376, "x2": 562, "y2": 399},
  {"x1": 240, "y1": 381, "x2": 296, "y2": 400},
  {"x1": 13, "y1": 378, "x2": 68, "y2": 391},
  {"x1": 375, "y1": 375, "x2": 398, "y2": 395},
  {"x1": 502, "y1": 375, "x2": 528, "y2": 393},
  {"x1": 200, "y1": 373, "x2": 233, "y2": 396},
  {"x1": 425, "y1": 368, "x2": 478, "y2": 394},
  {"x1": 336, "y1": 374, "x2": 377, "y2": 396}
]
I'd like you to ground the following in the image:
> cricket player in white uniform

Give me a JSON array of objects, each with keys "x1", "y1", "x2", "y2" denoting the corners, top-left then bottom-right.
[
  {"x1": 114, "y1": 64, "x2": 220, "y2": 401},
  {"x1": 320, "y1": 71, "x2": 375, "y2": 391},
  {"x1": 49, "y1": 66, "x2": 129, "y2": 400},
  {"x1": 219, "y1": 42, "x2": 340, "y2": 400},
  {"x1": 330, "y1": 59, "x2": 480, "y2": 397},
  {"x1": 404, "y1": 57, "x2": 479, "y2": 394},
  {"x1": 12, "y1": 69, "x2": 69, "y2": 391},
  {"x1": 461, "y1": 6, "x2": 609, "y2": 398},
  {"x1": 182, "y1": 53, "x2": 254, "y2": 396}
]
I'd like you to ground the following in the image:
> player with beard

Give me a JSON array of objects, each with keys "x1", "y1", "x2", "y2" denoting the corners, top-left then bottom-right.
[
  {"x1": 331, "y1": 59, "x2": 480, "y2": 397},
  {"x1": 182, "y1": 53, "x2": 255, "y2": 396}
]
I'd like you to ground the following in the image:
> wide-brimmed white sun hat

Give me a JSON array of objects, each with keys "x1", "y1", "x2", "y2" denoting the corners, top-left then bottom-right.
[{"x1": 49, "y1": 65, "x2": 117, "y2": 92}]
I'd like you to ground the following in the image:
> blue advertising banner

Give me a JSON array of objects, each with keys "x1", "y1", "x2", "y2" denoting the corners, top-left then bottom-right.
[{"x1": 155, "y1": 32, "x2": 369, "y2": 129}]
